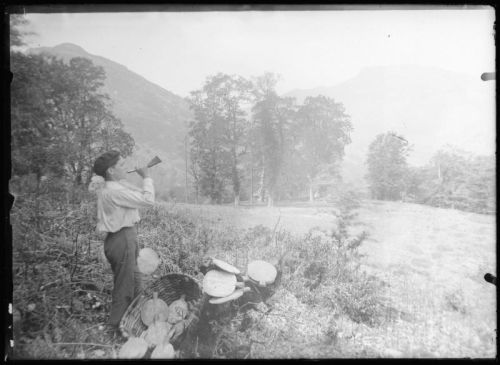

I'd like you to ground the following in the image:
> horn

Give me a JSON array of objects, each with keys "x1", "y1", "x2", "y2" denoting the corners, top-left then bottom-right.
[
  {"x1": 147, "y1": 156, "x2": 162, "y2": 168},
  {"x1": 127, "y1": 156, "x2": 162, "y2": 173}
]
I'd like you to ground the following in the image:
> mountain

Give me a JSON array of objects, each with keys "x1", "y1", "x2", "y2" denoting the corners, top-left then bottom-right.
[
  {"x1": 27, "y1": 43, "x2": 193, "y2": 191},
  {"x1": 285, "y1": 65, "x2": 495, "y2": 189}
]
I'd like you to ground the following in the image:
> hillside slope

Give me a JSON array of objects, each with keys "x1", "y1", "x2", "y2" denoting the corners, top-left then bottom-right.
[
  {"x1": 286, "y1": 65, "x2": 495, "y2": 188},
  {"x1": 27, "y1": 43, "x2": 193, "y2": 186}
]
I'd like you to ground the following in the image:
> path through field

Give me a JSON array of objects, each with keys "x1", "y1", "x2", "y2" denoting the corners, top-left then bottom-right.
[{"x1": 177, "y1": 200, "x2": 496, "y2": 358}]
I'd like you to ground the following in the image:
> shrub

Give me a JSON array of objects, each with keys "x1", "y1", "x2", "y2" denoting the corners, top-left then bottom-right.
[{"x1": 276, "y1": 206, "x2": 386, "y2": 327}]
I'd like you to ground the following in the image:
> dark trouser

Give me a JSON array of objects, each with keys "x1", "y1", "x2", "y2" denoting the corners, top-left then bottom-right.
[{"x1": 104, "y1": 226, "x2": 143, "y2": 327}]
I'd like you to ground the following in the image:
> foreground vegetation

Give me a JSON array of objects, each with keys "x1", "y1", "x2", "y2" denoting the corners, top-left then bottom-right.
[
  {"x1": 10, "y1": 173, "x2": 497, "y2": 359},
  {"x1": 11, "y1": 176, "x2": 393, "y2": 359}
]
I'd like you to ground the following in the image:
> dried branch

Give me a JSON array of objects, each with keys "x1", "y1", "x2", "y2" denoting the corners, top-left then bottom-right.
[{"x1": 53, "y1": 342, "x2": 114, "y2": 348}]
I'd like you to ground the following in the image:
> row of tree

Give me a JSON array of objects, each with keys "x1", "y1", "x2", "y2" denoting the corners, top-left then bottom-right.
[
  {"x1": 186, "y1": 73, "x2": 353, "y2": 206},
  {"x1": 10, "y1": 16, "x2": 133, "y2": 195},
  {"x1": 185, "y1": 72, "x2": 494, "y2": 214},
  {"x1": 366, "y1": 133, "x2": 495, "y2": 214}
]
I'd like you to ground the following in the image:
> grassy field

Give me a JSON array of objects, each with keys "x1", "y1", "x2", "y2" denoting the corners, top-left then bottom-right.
[
  {"x1": 168, "y1": 199, "x2": 497, "y2": 358},
  {"x1": 11, "y1": 197, "x2": 496, "y2": 359}
]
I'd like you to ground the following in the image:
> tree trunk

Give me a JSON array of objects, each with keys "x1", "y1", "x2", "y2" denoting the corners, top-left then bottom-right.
[
  {"x1": 74, "y1": 161, "x2": 84, "y2": 186},
  {"x1": 250, "y1": 147, "x2": 254, "y2": 205},
  {"x1": 191, "y1": 167, "x2": 200, "y2": 205},
  {"x1": 232, "y1": 161, "x2": 240, "y2": 206},
  {"x1": 195, "y1": 183, "x2": 199, "y2": 205},
  {"x1": 75, "y1": 173, "x2": 82, "y2": 186},
  {"x1": 259, "y1": 164, "x2": 266, "y2": 203},
  {"x1": 308, "y1": 176, "x2": 314, "y2": 202},
  {"x1": 267, "y1": 192, "x2": 274, "y2": 207}
]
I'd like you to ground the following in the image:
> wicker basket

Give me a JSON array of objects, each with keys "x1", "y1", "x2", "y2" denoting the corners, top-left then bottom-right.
[{"x1": 119, "y1": 273, "x2": 204, "y2": 347}]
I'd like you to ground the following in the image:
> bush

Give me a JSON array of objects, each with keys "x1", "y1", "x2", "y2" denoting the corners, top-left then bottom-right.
[
  {"x1": 412, "y1": 151, "x2": 495, "y2": 215},
  {"x1": 11, "y1": 175, "x2": 113, "y2": 359},
  {"x1": 277, "y1": 206, "x2": 386, "y2": 326},
  {"x1": 325, "y1": 183, "x2": 362, "y2": 211}
]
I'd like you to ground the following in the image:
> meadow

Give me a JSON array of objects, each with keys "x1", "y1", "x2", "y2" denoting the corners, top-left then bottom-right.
[{"x1": 10, "y1": 193, "x2": 496, "y2": 359}]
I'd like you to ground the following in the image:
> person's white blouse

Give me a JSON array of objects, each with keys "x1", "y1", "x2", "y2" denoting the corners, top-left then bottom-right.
[{"x1": 96, "y1": 178, "x2": 155, "y2": 233}]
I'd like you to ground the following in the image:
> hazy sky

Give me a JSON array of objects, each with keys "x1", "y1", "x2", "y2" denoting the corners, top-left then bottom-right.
[{"x1": 18, "y1": 6, "x2": 495, "y2": 97}]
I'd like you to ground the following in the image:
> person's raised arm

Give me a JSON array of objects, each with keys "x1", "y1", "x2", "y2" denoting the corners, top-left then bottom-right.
[{"x1": 111, "y1": 167, "x2": 155, "y2": 208}]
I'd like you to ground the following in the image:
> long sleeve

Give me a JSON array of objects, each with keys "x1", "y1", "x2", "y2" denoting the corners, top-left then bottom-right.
[
  {"x1": 110, "y1": 177, "x2": 155, "y2": 209},
  {"x1": 97, "y1": 178, "x2": 156, "y2": 233}
]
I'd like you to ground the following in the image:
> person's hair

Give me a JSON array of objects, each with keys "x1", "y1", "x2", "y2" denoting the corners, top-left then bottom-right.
[{"x1": 93, "y1": 150, "x2": 120, "y2": 179}]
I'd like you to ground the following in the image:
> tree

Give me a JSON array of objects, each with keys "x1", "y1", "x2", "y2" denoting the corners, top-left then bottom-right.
[
  {"x1": 365, "y1": 131, "x2": 411, "y2": 200},
  {"x1": 466, "y1": 154, "x2": 495, "y2": 213},
  {"x1": 11, "y1": 52, "x2": 66, "y2": 180},
  {"x1": 250, "y1": 73, "x2": 297, "y2": 206},
  {"x1": 187, "y1": 87, "x2": 229, "y2": 204},
  {"x1": 10, "y1": 14, "x2": 32, "y2": 49},
  {"x1": 417, "y1": 146, "x2": 495, "y2": 213},
  {"x1": 214, "y1": 74, "x2": 253, "y2": 205},
  {"x1": 295, "y1": 95, "x2": 352, "y2": 202},
  {"x1": 98, "y1": 116, "x2": 134, "y2": 158},
  {"x1": 403, "y1": 165, "x2": 431, "y2": 202},
  {"x1": 11, "y1": 52, "x2": 134, "y2": 186},
  {"x1": 48, "y1": 56, "x2": 134, "y2": 185},
  {"x1": 187, "y1": 73, "x2": 253, "y2": 205}
]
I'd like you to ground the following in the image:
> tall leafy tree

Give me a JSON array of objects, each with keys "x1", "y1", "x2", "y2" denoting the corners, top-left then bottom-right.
[
  {"x1": 11, "y1": 53, "x2": 66, "y2": 180},
  {"x1": 48, "y1": 56, "x2": 134, "y2": 185},
  {"x1": 215, "y1": 74, "x2": 253, "y2": 205},
  {"x1": 187, "y1": 73, "x2": 253, "y2": 204},
  {"x1": 187, "y1": 86, "x2": 229, "y2": 204},
  {"x1": 295, "y1": 95, "x2": 352, "y2": 201},
  {"x1": 365, "y1": 131, "x2": 410, "y2": 200},
  {"x1": 250, "y1": 73, "x2": 297, "y2": 206},
  {"x1": 11, "y1": 51, "x2": 133, "y2": 186}
]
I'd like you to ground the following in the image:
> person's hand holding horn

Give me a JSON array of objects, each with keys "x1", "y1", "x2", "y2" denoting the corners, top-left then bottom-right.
[{"x1": 134, "y1": 166, "x2": 150, "y2": 179}]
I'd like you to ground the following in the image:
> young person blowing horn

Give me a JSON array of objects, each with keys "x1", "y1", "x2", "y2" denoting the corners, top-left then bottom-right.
[{"x1": 88, "y1": 150, "x2": 155, "y2": 336}]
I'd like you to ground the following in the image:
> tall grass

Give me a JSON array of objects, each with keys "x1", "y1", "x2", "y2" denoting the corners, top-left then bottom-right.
[{"x1": 10, "y1": 178, "x2": 387, "y2": 359}]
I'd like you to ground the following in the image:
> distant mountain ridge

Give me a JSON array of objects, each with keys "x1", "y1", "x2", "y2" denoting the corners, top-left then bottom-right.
[{"x1": 285, "y1": 65, "x2": 495, "y2": 188}]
